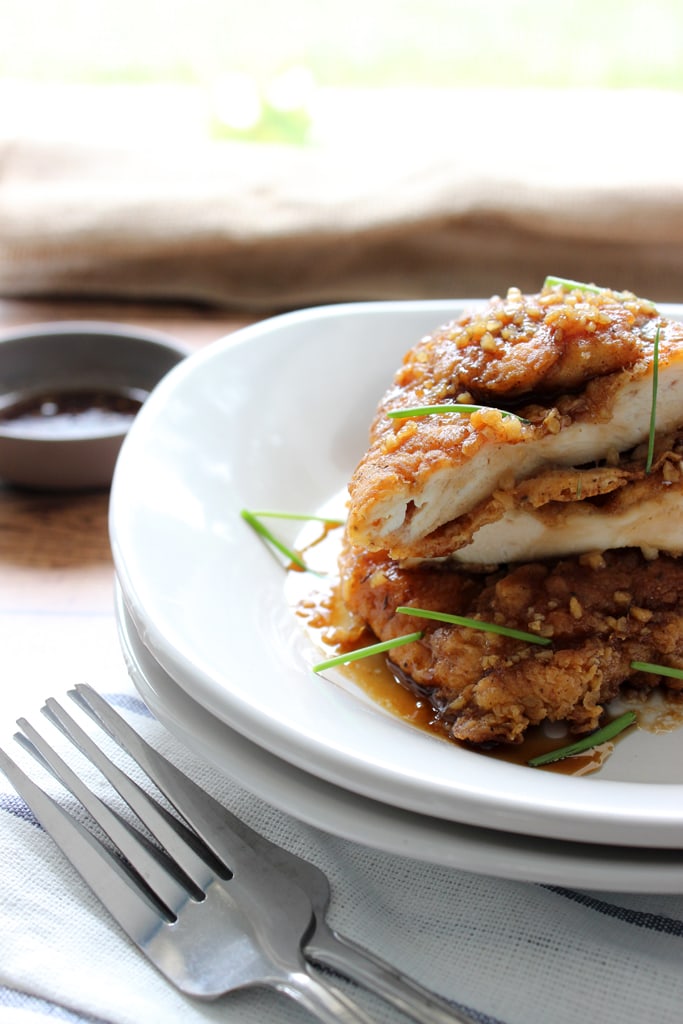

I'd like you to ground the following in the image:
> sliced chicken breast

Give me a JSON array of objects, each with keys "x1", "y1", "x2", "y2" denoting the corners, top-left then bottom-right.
[{"x1": 346, "y1": 284, "x2": 683, "y2": 562}]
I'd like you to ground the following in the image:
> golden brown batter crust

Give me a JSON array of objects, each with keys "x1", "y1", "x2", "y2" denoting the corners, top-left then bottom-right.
[
  {"x1": 338, "y1": 541, "x2": 683, "y2": 745},
  {"x1": 346, "y1": 283, "x2": 683, "y2": 561}
]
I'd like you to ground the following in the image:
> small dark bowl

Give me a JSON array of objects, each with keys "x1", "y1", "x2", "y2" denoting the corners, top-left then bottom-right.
[{"x1": 0, "y1": 321, "x2": 188, "y2": 490}]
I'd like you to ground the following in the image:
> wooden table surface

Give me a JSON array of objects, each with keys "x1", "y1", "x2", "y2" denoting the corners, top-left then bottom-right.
[{"x1": 0, "y1": 297, "x2": 260, "y2": 732}]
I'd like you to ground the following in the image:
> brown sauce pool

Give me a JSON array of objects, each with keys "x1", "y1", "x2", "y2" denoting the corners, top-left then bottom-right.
[
  {"x1": 300, "y1": 622, "x2": 629, "y2": 776},
  {"x1": 0, "y1": 388, "x2": 147, "y2": 438}
]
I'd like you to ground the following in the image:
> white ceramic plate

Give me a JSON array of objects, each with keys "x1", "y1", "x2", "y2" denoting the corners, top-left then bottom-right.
[
  {"x1": 115, "y1": 584, "x2": 683, "y2": 893},
  {"x1": 110, "y1": 300, "x2": 683, "y2": 849}
]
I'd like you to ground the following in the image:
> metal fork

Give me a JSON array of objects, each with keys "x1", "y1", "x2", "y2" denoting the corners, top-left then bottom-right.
[
  {"x1": 68, "y1": 685, "x2": 466, "y2": 1024},
  {"x1": 5, "y1": 684, "x2": 468, "y2": 1023},
  {"x1": 0, "y1": 703, "x2": 380, "y2": 1024}
]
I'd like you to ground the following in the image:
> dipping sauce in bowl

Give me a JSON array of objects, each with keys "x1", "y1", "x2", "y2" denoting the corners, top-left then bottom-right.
[
  {"x1": 0, "y1": 322, "x2": 187, "y2": 490},
  {"x1": 0, "y1": 387, "x2": 148, "y2": 438}
]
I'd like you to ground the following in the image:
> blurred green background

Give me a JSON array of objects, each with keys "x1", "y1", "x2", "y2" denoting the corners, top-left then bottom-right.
[{"x1": 1, "y1": 0, "x2": 681, "y2": 145}]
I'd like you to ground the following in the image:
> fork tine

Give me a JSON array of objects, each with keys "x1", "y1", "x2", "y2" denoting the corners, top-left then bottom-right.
[
  {"x1": 15, "y1": 716, "x2": 198, "y2": 913},
  {"x1": 0, "y1": 744, "x2": 166, "y2": 941},
  {"x1": 39, "y1": 698, "x2": 222, "y2": 894},
  {"x1": 70, "y1": 685, "x2": 264, "y2": 871}
]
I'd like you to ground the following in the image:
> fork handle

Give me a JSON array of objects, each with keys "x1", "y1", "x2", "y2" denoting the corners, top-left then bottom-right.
[
  {"x1": 276, "y1": 967, "x2": 377, "y2": 1024},
  {"x1": 306, "y1": 922, "x2": 476, "y2": 1024}
]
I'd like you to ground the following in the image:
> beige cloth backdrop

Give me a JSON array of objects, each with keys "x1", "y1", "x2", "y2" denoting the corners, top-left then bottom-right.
[{"x1": 1, "y1": 88, "x2": 682, "y2": 309}]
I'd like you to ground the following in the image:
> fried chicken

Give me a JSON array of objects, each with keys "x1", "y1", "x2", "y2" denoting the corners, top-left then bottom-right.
[
  {"x1": 339, "y1": 542, "x2": 683, "y2": 745},
  {"x1": 338, "y1": 280, "x2": 683, "y2": 745},
  {"x1": 346, "y1": 284, "x2": 683, "y2": 563}
]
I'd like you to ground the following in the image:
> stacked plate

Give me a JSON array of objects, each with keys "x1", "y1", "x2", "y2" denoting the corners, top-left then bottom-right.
[{"x1": 109, "y1": 300, "x2": 683, "y2": 894}]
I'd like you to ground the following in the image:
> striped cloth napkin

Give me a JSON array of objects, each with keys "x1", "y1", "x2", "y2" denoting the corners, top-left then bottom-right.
[{"x1": 1, "y1": 636, "x2": 682, "y2": 1024}]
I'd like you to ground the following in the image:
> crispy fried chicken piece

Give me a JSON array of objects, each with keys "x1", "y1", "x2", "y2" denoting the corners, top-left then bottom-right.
[
  {"x1": 338, "y1": 281, "x2": 683, "y2": 746},
  {"x1": 338, "y1": 541, "x2": 683, "y2": 745},
  {"x1": 346, "y1": 284, "x2": 683, "y2": 561}
]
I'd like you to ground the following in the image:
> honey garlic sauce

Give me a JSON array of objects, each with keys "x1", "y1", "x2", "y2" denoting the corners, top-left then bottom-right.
[
  {"x1": 345, "y1": 653, "x2": 630, "y2": 776},
  {"x1": 295, "y1": 577, "x2": 617, "y2": 776}
]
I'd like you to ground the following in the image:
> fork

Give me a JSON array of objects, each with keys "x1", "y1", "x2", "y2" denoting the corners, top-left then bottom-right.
[
  {"x1": 1, "y1": 687, "x2": 472, "y2": 1024},
  {"x1": 0, "y1": 703, "x2": 379, "y2": 1024},
  {"x1": 69, "y1": 684, "x2": 467, "y2": 1024}
]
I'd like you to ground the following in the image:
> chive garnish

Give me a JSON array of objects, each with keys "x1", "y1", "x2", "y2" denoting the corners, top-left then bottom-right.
[
  {"x1": 396, "y1": 606, "x2": 552, "y2": 646},
  {"x1": 312, "y1": 631, "x2": 424, "y2": 672},
  {"x1": 645, "y1": 326, "x2": 661, "y2": 474},
  {"x1": 543, "y1": 276, "x2": 604, "y2": 295},
  {"x1": 631, "y1": 660, "x2": 683, "y2": 681},
  {"x1": 240, "y1": 508, "x2": 311, "y2": 572},
  {"x1": 246, "y1": 510, "x2": 345, "y2": 526},
  {"x1": 240, "y1": 505, "x2": 342, "y2": 573},
  {"x1": 388, "y1": 404, "x2": 529, "y2": 424},
  {"x1": 528, "y1": 711, "x2": 637, "y2": 767}
]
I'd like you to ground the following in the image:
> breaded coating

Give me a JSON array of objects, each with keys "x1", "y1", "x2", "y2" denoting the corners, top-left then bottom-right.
[
  {"x1": 338, "y1": 541, "x2": 683, "y2": 745},
  {"x1": 346, "y1": 284, "x2": 683, "y2": 561}
]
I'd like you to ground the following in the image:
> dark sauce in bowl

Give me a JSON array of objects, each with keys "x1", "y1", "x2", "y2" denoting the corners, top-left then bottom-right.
[{"x1": 0, "y1": 387, "x2": 147, "y2": 439}]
